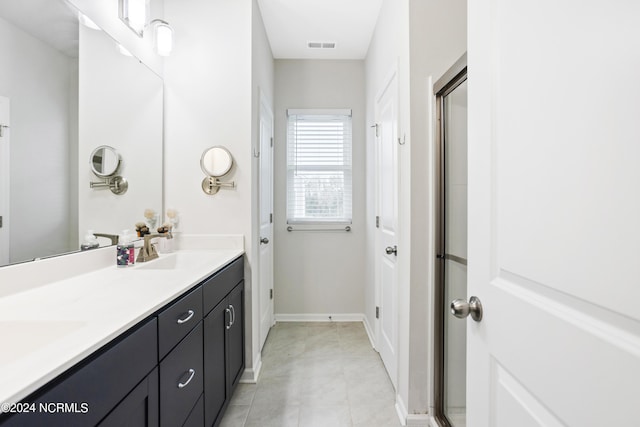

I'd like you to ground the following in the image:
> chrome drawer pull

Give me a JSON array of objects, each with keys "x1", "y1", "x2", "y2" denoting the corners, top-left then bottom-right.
[
  {"x1": 176, "y1": 310, "x2": 195, "y2": 324},
  {"x1": 229, "y1": 305, "x2": 235, "y2": 327},
  {"x1": 225, "y1": 308, "x2": 232, "y2": 329},
  {"x1": 178, "y1": 369, "x2": 195, "y2": 388}
]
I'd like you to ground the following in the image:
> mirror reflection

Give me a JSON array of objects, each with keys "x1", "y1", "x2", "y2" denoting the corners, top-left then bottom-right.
[
  {"x1": 201, "y1": 146, "x2": 234, "y2": 177},
  {"x1": 0, "y1": 0, "x2": 163, "y2": 267}
]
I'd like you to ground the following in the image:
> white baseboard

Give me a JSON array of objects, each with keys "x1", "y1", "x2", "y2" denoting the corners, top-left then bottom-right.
[
  {"x1": 395, "y1": 395, "x2": 430, "y2": 426},
  {"x1": 362, "y1": 315, "x2": 377, "y2": 349},
  {"x1": 406, "y1": 414, "x2": 431, "y2": 426},
  {"x1": 274, "y1": 313, "x2": 365, "y2": 322},
  {"x1": 239, "y1": 351, "x2": 262, "y2": 384},
  {"x1": 428, "y1": 415, "x2": 440, "y2": 427},
  {"x1": 396, "y1": 396, "x2": 408, "y2": 426}
]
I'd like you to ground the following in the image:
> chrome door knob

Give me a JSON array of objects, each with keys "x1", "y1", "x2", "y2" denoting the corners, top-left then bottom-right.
[
  {"x1": 385, "y1": 245, "x2": 397, "y2": 256},
  {"x1": 450, "y1": 296, "x2": 483, "y2": 322},
  {"x1": 260, "y1": 237, "x2": 269, "y2": 244}
]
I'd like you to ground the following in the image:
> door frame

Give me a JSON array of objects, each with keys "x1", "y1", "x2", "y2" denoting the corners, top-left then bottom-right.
[
  {"x1": 433, "y1": 54, "x2": 467, "y2": 427},
  {"x1": 374, "y1": 67, "x2": 399, "y2": 388},
  {"x1": 0, "y1": 96, "x2": 10, "y2": 265}
]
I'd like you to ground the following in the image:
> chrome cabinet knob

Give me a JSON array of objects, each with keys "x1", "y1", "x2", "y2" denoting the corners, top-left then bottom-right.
[
  {"x1": 450, "y1": 296, "x2": 483, "y2": 322},
  {"x1": 385, "y1": 245, "x2": 397, "y2": 256},
  {"x1": 260, "y1": 237, "x2": 269, "y2": 244}
]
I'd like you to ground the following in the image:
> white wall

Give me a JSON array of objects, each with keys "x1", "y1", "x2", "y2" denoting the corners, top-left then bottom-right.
[
  {"x1": 78, "y1": 25, "x2": 163, "y2": 240},
  {"x1": 0, "y1": 15, "x2": 76, "y2": 263},
  {"x1": 163, "y1": 0, "x2": 258, "y2": 371},
  {"x1": 273, "y1": 59, "x2": 366, "y2": 318},
  {"x1": 407, "y1": 0, "x2": 466, "y2": 416},
  {"x1": 365, "y1": 0, "x2": 466, "y2": 420},
  {"x1": 364, "y1": 0, "x2": 412, "y2": 415}
]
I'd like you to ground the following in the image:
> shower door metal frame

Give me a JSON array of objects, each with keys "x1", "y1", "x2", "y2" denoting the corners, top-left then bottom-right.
[{"x1": 433, "y1": 53, "x2": 467, "y2": 427}]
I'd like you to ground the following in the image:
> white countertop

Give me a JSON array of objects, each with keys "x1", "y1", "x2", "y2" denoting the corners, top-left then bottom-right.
[{"x1": 0, "y1": 235, "x2": 244, "y2": 406}]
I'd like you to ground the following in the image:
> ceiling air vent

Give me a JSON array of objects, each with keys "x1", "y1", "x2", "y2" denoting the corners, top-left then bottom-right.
[{"x1": 307, "y1": 42, "x2": 336, "y2": 49}]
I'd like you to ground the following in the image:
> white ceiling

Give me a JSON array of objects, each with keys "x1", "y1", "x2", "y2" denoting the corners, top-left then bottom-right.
[
  {"x1": 256, "y1": 0, "x2": 384, "y2": 59},
  {"x1": 0, "y1": 0, "x2": 79, "y2": 57}
]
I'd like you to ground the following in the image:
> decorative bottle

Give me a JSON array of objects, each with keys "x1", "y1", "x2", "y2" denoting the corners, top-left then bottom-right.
[{"x1": 117, "y1": 230, "x2": 135, "y2": 267}]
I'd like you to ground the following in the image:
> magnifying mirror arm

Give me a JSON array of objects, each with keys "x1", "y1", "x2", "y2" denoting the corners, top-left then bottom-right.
[
  {"x1": 212, "y1": 178, "x2": 235, "y2": 188},
  {"x1": 90, "y1": 176, "x2": 128, "y2": 195},
  {"x1": 89, "y1": 180, "x2": 110, "y2": 188},
  {"x1": 201, "y1": 177, "x2": 235, "y2": 195}
]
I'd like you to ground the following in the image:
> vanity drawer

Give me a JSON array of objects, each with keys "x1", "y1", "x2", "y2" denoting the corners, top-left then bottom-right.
[
  {"x1": 159, "y1": 322, "x2": 203, "y2": 427},
  {"x1": 203, "y1": 256, "x2": 244, "y2": 315},
  {"x1": 158, "y1": 285, "x2": 202, "y2": 359}
]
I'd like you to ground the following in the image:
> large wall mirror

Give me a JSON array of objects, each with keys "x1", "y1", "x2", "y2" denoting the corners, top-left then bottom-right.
[{"x1": 0, "y1": 0, "x2": 163, "y2": 267}]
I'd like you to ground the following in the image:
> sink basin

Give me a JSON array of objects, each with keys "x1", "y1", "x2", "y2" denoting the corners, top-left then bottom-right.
[
  {"x1": 135, "y1": 250, "x2": 238, "y2": 272},
  {"x1": 0, "y1": 320, "x2": 86, "y2": 365},
  {"x1": 135, "y1": 252, "x2": 199, "y2": 270}
]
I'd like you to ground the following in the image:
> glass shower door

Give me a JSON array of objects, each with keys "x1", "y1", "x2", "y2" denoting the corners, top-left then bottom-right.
[
  {"x1": 443, "y1": 78, "x2": 468, "y2": 427},
  {"x1": 435, "y1": 57, "x2": 467, "y2": 427}
]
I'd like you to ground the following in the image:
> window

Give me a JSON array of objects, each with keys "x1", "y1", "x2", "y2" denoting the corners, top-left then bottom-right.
[{"x1": 286, "y1": 109, "x2": 352, "y2": 224}]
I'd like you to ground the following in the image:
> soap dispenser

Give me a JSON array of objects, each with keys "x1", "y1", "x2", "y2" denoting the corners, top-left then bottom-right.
[
  {"x1": 117, "y1": 230, "x2": 135, "y2": 267},
  {"x1": 80, "y1": 230, "x2": 99, "y2": 251}
]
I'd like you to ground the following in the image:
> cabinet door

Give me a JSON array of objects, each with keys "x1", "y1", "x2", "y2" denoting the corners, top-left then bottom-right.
[
  {"x1": 98, "y1": 367, "x2": 159, "y2": 427},
  {"x1": 226, "y1": 282, "x2": 244, "y2": 392},
  {"x1": 203, "y1": 299, "x2": 229, "y2": 427},
  {"x1": 181, "y1": 394, "x2": 203, "y2": 427}
]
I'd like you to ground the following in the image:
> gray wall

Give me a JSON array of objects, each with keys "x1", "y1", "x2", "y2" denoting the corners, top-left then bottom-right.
[
  {"x1": 364, "y1": 0, "x2": 467, "y2": 415},
  {"x1": 274, "y1": 59, "x2": 366, "y2": 317}
]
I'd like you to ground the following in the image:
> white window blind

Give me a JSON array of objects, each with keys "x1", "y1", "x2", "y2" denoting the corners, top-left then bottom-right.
[{"x1": 286, "y1": 109, "x2": 352, "y2": 224}]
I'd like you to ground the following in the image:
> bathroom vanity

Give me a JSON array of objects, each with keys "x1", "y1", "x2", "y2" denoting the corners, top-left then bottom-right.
[{"x1": 0, "y1": 247, "x2": 244, "y2": 427}]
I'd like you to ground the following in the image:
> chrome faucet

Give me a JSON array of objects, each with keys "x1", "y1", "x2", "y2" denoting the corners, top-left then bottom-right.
[
  {"x1": 93, "y1": 233, "x2": 119, "y2": 245},
  {"x1": 137, "y1": 232, "x2": 173, "y2": 263}
]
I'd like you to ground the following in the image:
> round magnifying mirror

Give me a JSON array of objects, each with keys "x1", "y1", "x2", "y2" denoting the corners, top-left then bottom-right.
[
  {"x1": 201, "y1": 146, "x2": 233, "y2": 177},
  {"x1": 90, "y1": 145, "x2": 121, "y2": 177}
]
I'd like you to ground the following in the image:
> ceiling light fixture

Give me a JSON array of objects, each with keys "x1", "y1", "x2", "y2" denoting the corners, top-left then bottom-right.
[
  {"x1": 151, "y1": 19, "x2": 173, "y2": 56},
  {"x1": 78, "y1": 13, "x2": 100, "y2": 31},
  {"x1": 119, "y1": 0, "x2": 149, "y2": 36},
  {"x1": 117, "y1": 43, "x2": 133, "y2": 57},
  {"x1": 118, "y1": 0, "x2": 174, "y2": 56}
]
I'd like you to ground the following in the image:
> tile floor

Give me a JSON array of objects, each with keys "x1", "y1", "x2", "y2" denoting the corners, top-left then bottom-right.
[{"x1": 219, "y1": 322, "x2": 402, "y2": 427}]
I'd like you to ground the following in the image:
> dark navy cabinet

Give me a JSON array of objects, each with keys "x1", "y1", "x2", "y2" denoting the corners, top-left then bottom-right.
[
  {"x1": 0, "y1": 255, "x2": 244, "y2": 427},
  {"x1": 157, "y1": 284, "x2": 204, "y2": 427},
  {"x1": 203, "y1": 259, "x2": 245, "y2": 427},
  {"x1": 97, "y1": 367, "x2": 159, "y2": 427},
  {"x1": 159, "y1": 322, "x2": 203, "y2": 427},
  {"x1": 0, "y1": 319, "x2": 158, "y2": 427}
]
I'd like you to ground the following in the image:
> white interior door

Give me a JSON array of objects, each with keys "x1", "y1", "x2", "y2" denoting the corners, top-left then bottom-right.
[
  {"x1": 467, "y1": 1, "x2": 640, "y2": 425},
  {"x1": 0, "y1": 96, "x2": 9, "y2": 265},
  {"x1": 375, "y1": 72, "x2": 399, "y2": 388},
  {"x1": 258, "y1": 94, "x2": 274, "y2": 350}
]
